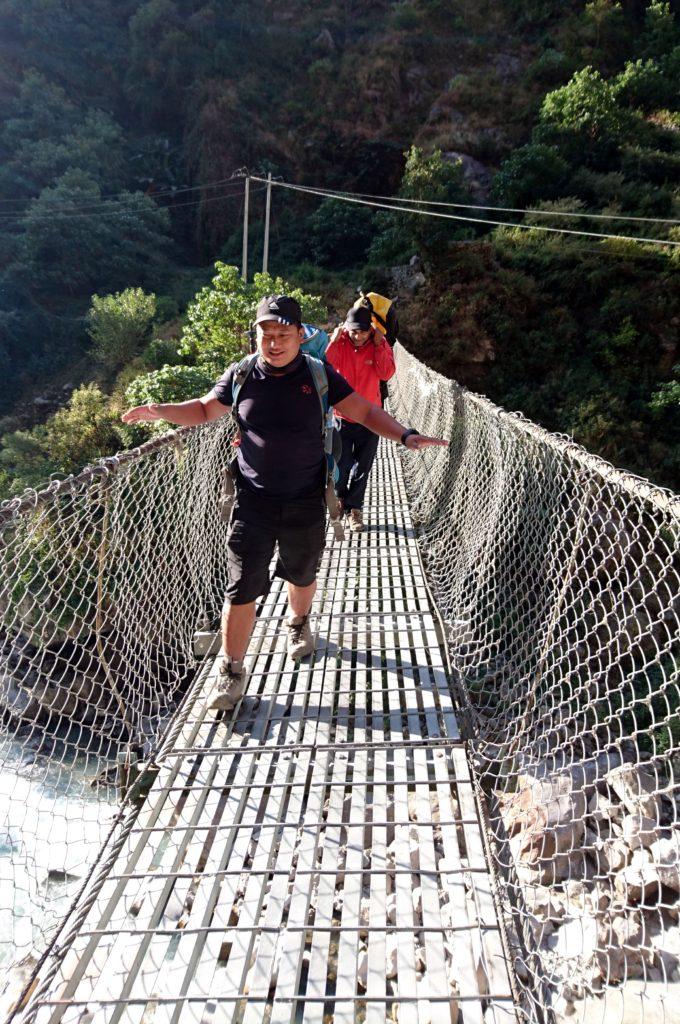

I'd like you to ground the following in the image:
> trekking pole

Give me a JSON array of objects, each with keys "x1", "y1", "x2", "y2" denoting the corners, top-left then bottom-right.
[
  {"x1": 241, "y1": 176, "x2": 250, "y2": 282},
  {"x1": 262, "y1": 172, "x2": 272, "y2": 274}
]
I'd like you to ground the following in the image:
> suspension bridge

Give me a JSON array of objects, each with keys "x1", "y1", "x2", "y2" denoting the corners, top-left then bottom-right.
[{"x1": 0, "y1": 345, "x2": 678, "y2": 1024}]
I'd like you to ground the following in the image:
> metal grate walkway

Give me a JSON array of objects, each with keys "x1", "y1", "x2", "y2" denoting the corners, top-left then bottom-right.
[{"x1": 22, "y1": 444, "x2": 516, "y2": 1024}]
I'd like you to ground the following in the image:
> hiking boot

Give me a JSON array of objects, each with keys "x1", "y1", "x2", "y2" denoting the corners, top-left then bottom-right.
[
  {"x1": 348, "y1": 508, "x2": 364, "y2": 532},
  {"x1": 206, "y1": 659, "x2": 245, "y2": 712},
  {"x1": 286, "y1": 614, "x2": 314, "y2": 660}
]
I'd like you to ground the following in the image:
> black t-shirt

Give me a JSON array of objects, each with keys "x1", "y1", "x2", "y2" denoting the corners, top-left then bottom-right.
[{"x1": 213, "y1": 353, "x2": 354, "y2": 500}]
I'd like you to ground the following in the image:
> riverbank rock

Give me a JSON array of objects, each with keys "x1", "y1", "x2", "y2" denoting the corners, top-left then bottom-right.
[
  {"x1": 606, "y1": 764, "x2": 664, "y2": 821},
  {"x1": 442, "y1": 151, "x2": 493, "y2": 202},
  {"x1": 498, "y1": 753, "x2": 679, "y2": 1020},
  {"x1": 390, "y1": 255, "x2": 426, "y2": 296},
  {"x1": 649, "y1": 833, "x2": 680, "y2": 892}
]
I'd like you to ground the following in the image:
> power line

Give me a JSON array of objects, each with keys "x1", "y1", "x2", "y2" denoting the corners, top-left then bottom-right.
[
  {"x1": 249, "y1": 176, "x2": 680, "y2": 249},
  {"x1": 264, "y1": 180, "x2": 680, "y2": 226},
  {"x1": 0, "y1": 185, "x2": 264, "y2": 225},
  {"x1": 0, "y1": 173, "x2": 247, "y2": 208},
  {"x1": 0, "y1": 181, "x2": 251, "y2": 223}
]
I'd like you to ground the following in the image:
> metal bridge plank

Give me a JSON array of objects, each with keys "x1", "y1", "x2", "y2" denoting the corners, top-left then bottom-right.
[{"x1": 131, "y1": 599, "x2": 299, "y2": 1022}]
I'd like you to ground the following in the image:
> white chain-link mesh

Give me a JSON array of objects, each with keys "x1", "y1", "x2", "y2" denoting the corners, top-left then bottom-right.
[
  {"x1": 1, "y1": 345, "x2": 679, "y2": 1023},
  {"x1": 0, "y1": 419, "x2": 234, "y2": 981},
  {"x1": 389, "y1": 343, "x2": 680, "y2": 1022}
]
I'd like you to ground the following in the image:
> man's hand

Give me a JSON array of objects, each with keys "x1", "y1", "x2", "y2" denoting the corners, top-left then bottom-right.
[
  {"x1": 404, "y1": 434, "x2": 449, "y2": 451},
  {"x1": 121, "y1": 404, "x2": 163, "y2": 425}
]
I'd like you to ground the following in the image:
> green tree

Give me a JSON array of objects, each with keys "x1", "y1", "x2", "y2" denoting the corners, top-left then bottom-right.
[
  {"x1": 43, "y1": 384, "x2": 123, "y2": 475},
  {"x1": 1, "y1": 72, "x2": 125, "y2": 195},
  {"x1": 649, "y1": 364, "x2": 680, "y2": 415},
  {"x1": 178, "y1": 263, "x2": 328, "y2": 372},
  {"x1": 123, "y1": 364, "x2": 217, "y2": 411},
  {"x1": 492, "y1": 144, "x2": 571, "y2": 206},
  {"x1": 640, "y1": 1, "x2": 679, "y2": 58},
  {"x1": 537, "y1": 67, "x2": 632, "y2": 162},
  {"x1": 0, "y1": 424, "x2": 55, "y2": 498},
  {"x1": 88, "y1": 288, "x2": 157, "y2": 371},
  {"x1": 370, "y1": 147, "x2": 471, "y2": 264},
  {"x1": 125, "y1": 0, "x2": 198, "y2": 124},
  {"x1": 17, "y1": 169, "x2": 172, "y2": 296},
  {"x1": 614, "y1": 49, "x2": 680, "y2": 108},
  {"x1": 0, "y1": 385, "x2": 123, "y2": 498},
  {"x1": 309, "y1": 199, "x2": 375, "y2": 268}
]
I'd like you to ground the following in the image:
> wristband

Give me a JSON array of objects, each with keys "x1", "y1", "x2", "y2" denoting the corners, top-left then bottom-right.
[{"x1": 401, "y1": 429, "x2": 419, "y2": 446}]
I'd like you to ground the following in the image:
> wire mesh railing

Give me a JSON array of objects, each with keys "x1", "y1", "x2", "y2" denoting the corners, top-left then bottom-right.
[
  {"x1": 0, "y1": 419, "x2": 234, "y2": 991},
  {"x1": 1, "y1": 344, "x2": 678, "y2": 1023},
  {"x1": 389, "y1": 342, "x2": 680, "y2": 1023}
]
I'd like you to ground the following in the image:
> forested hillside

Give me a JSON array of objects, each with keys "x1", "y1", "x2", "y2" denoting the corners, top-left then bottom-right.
[{"x1": 0, "y1": 0, "x2": 678, "y2": 497}]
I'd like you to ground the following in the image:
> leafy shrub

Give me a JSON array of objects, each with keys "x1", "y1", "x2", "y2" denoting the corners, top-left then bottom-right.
[
  {"x1": 526, "y1": 49, "x2": 573, "y2": 86},
  {"x1": 0, "y1": 424, "x2": 55, "y2": 498},
  {"x1": 88, "y1": 288, "x2": 156, "y2": 370},
  {"x1": 178, "y1": 263, "x2": 327, "y2": 369},
  {"x1": 392, "y1": 2, "x2": 420, "y2": 30},
  {"x1": 0, "y1": 384, "x2": 123, "y2": 498},
  {"x1": 153, "y1": 294, "x2": 181, "y2": 324},
  {"x1": 44, "y1": 384, "x2": 123, "y2": 474},
  {"x1": 649, "y1": 365, "x2": 680, "y2": 415},
  {"x1": 492, "y1": 144, "x2": 571, "y2": 206},
  {"x1": 124, "y1": 364, "x2": 218, "y2": 409},
  {"x1": 142, "y1": 336, "x2": 183, "y2": 370},
  {"x1": 369, "y1": 146, "x2": 471, "y2": 265},
  {"x1": 538, "y1": 67, "x2": 633, "y2": 159}
]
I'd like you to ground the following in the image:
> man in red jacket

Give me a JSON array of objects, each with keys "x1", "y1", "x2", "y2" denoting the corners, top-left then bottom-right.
[{"x1": 325, "y1": 305, "x2": 396, "y2": 532}]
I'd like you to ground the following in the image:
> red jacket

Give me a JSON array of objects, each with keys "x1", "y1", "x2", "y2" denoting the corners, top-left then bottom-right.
[{"x1": 326, "y1": 327, "x2": 396, "y2": 423}]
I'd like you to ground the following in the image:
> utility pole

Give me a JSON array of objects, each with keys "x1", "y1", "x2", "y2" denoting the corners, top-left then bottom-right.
[
  {"x1": 241, "y1": 176, "x2": 250, "y2": 282},
  {"x1": 262, "y1": 172, "x2": 272, "y2": 274}
]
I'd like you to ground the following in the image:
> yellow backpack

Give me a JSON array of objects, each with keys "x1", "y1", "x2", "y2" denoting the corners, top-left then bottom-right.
[{"x1": 353, "y1": 292, "x2": 399, "y2": 344}]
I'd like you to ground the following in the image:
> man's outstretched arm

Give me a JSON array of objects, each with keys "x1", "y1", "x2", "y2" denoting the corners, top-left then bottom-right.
[
  {"x1": 333, "y1": 393, "x2": 447, "y2": 451},
  {"x1": 121, "y1": 392, "x2": 229, "y2": 427}
]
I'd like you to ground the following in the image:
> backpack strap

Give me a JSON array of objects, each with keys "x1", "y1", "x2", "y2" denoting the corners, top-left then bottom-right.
[
  {"x1": 303, "y1": 354, "x2": 335, "y2": 462},
  {"x1": 304, "y1": 354, "x2": 344, "y2": 535},
  {"x1": 371, "y1": 310, "x2": 388, "y2": 332},
  {"x1": 230, "y1": 353, "x2": 259, "y2": 418}
]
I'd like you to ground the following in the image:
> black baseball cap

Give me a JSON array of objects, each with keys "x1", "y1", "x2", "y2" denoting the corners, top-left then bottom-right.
[
  {"x1": 254, "y1": 294, "x2": 302, "y2": 327},
  {"x1": 345, "y1": 305, "x2": 373, "y2": 331}
]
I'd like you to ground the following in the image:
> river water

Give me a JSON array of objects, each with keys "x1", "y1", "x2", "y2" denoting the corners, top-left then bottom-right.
[{"x1": 0, "y1": 733, "x2": 118, "y2": 968}]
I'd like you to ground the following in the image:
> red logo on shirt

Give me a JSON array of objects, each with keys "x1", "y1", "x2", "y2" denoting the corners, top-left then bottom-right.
[{"x1": 301, "y1": 384, "x2": 312, "y2": 394}]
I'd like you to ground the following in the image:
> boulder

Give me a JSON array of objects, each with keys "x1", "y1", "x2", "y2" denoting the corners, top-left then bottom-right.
[
  {"x1": 615, "y1": 848, "x2": 661, "y2": 903},
  {"x1": 621, "y1": 814, "x2": 659, "y2": 850},
  {"x1": 359, "y1": 897, "x2": 371, "y2": 937},
  {"x1": 649, "y1": 833, "x2": 680, "y2": 892},
  {"x1": 500, "y1": 772, "x2": 587, "y2": 855},
  {"x1": 649, "y1": 917, "x2": 680, "y2": 981},
  {"x1": 390, "y1": 261, "x2": 426, "y2": 296},
  {"x1": 606, "y1": 764, "x2": 664, "y2": 821},
  {"x1": 442, "y1": 151, "x2": 493, "y2": 202},
  {"x1": 386, "y1": 893, "x2": 397, "y2": 925},
  {"x1": 386, "y1": 937, "x2": 398, "y2": 979},
  {"x1": 587, "y1": 790, "x2": 623, "y2": 828},
  {"x1": 524, "y1": 884, "x2": 567, "y2": 925},
  {"x1": 597, "y1": 911, "x2": 650, "y2": 983},
  {"x1": 357, "y1": 948, "x2": 368, "y2": 990},
  {"x1": 553, "y1": 915, "x2": 598, "y2": 966},
  {"x1": 603, "y1": 838, "x2": 630, "y2": 874}
]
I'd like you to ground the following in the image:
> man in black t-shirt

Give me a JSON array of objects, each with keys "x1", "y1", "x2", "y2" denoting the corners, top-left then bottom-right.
[{"x1": 122, "y1": 294, "x2": 446, "y2": 713}]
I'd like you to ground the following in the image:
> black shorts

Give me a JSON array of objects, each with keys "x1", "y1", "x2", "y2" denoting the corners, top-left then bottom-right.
[{"x1": 226, "y1": 484, "x2": 327, "y2": 605}]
